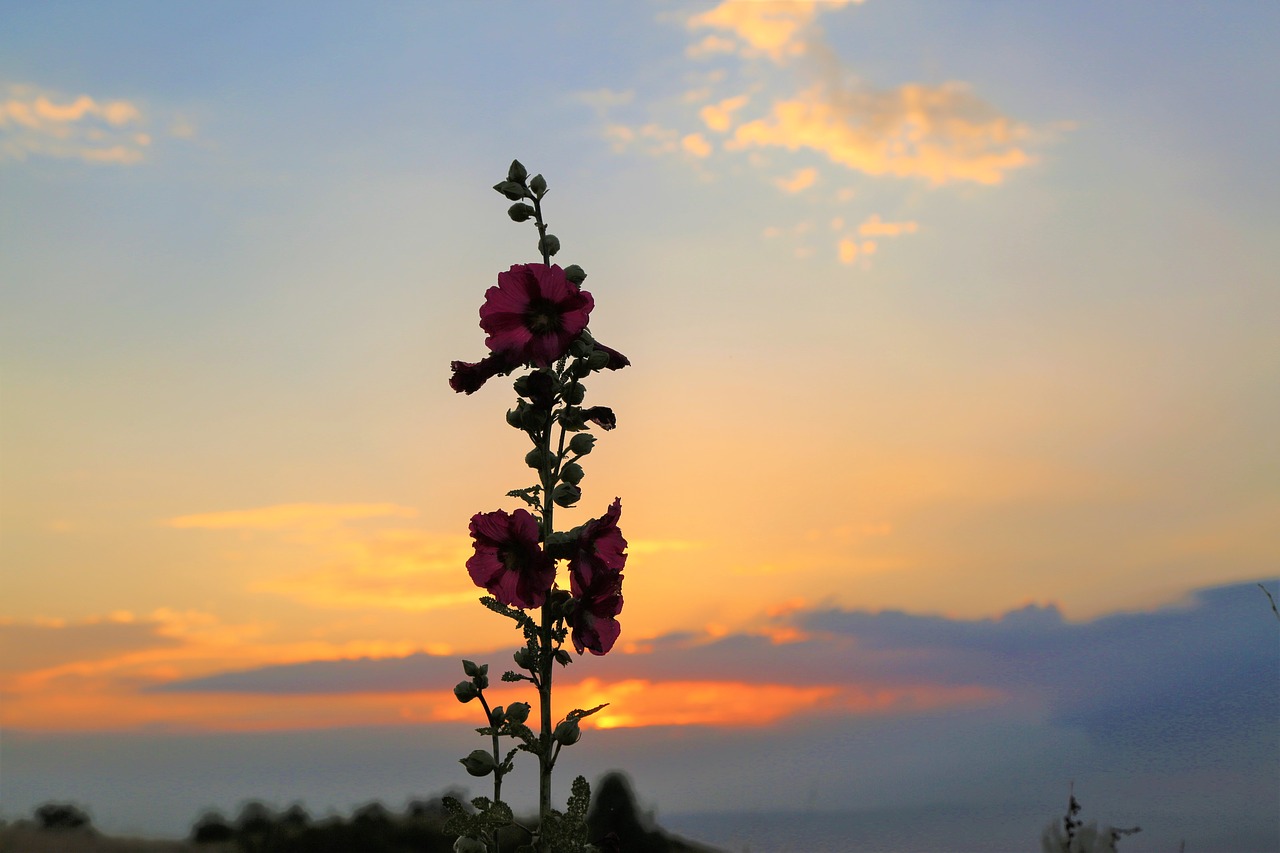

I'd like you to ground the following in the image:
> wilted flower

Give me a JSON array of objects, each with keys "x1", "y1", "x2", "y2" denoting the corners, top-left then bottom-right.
[
  {"x1": 480, "y1": 264, "x2": 593, "y2": 367},
  {"x1": 580, "y1": 406, "x2": 617, "y2": 430},
  {"x1": 592, "y1": 340, "x2": 630, "y2": 370},
  {"x1": 466, "y1": 508, "x2": 555, "y2": 609},
  {"x1": 448, "y1": 351, "x2": 521, "y2": 395}
]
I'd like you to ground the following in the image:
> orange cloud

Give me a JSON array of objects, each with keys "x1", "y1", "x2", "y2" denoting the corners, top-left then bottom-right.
[
  {"x1": 2, "y1": 673, "x2": 1000, "y2": 733},
  {"x1": 838, "y1": 236, "x2": 859, "y2": 264},
  {"x1": 1, "y1": 84, "x2": 151, "y2": 164},
  {"x1": 688, "y1": 0, "x2": 863, "y2": 63},
  {"x1": 699, "y1": 94, "x2": 750, "y2": 133},
  {"x1": 686, "y1": 34, "x2": 738, "y2": 59},
  {"x1": 859, "y1": 214, "x2": 919, "y2": 237},
  {"x1": 774, "y1": 167, "x2": 818, "y2": 193},
  {"x1": 168, "y1": 502, "x2": 417, "y2": 530},
  {"x1": 729, "y1": 82, "x2": 1033, "y2": 186},
  {"x1": 682, "y1": 132, "x2": 713, "y2": 158}
]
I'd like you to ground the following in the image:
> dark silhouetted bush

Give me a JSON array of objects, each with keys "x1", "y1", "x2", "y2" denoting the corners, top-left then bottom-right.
[
  {"x1": 191, "y1": 809, "x2": 236, "y2": 844},
  {"x1": 34, "y1": 802, "x2": 92, "y2": 832}
]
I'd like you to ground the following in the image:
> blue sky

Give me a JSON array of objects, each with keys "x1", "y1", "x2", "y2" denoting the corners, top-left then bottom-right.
[{"x1": 2, "y1": 1, "x2": 1278, "y2": 848}]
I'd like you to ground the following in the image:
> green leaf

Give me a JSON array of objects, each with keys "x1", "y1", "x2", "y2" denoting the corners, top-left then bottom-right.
[
  {"x1": 567, "y1": 703, "x2": 608, "y2": 721},
  {"x1": 494, "y1": 180, "x2": 528, "y2": 200}
]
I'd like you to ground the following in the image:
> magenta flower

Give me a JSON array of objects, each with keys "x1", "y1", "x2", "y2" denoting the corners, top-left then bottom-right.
[
  {"x1": 568, "y1": 567, "x2": 623, "y2": 656},
  {"x1": 449, "y1": 351, "x2": 521, "y2": 395},
  {"x1": 480, "y1": 264, "x2": 594, "y2": 368},
  {"x1": 466, "y1": 508, "x2": 555, "y2": 609},
  {"x1": 569, "y1": 498, "x2": 627, "y2": 590},
  {"x1": 567, "y1": 498, "x2": 626, "y2": 654}
]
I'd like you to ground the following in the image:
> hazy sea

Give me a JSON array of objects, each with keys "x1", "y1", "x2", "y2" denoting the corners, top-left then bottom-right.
[
  {"x1": 659, "y1": 805, "x2": 1280, "y2": 853},
  {"x1": 661, "y1": 806, "x2": 1042, "y2": 853}
]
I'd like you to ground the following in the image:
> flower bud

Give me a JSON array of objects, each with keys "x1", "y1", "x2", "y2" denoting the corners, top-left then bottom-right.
[
  {"x1": 562, "y1": 382, "x2": 585, "y2": 405},
  {"x1": 552, "y1": 483, "x2": 581, "y2": 508},
  {"x1": 506, "y1": 404, "x2": 526, "y2": 429},
  {"x1": 563, "y1": 264, "x2": 586, "y2": 285},
  {"x1": 459, "y1": 749, "x2": 496, "y2": 777},
  {"x1": 587, "y1": 349, "x2": 610, "y2": 370},
  {"x1": 569, "y1": 433, "x2": 596, "y2": 456},
  {"x1": 569, "y1": 335, "x2": 593, "y2": 358},
  {"x1": 554, "y1": 649, "x2": 573, "y2": 666},
  {"x1": 519, "y1": 370, "x2": 557, "y2": 407},
  {"x1": 560, "y1": 461, "x2": 584, "y2": 485},
  {"x1": 507, "y1": 160, "x2": 528, "y2": 184},
  {"x1": 538, "y1": 234, "x2": 561, "y2": 257},
  {"x1": 526, "y1": 447, "x2": 554, "y2": 470},
  {"x1": 520, "y1": 405, "x2": 545, "y2": 432},
  {"x1": 553, "y1": 718, "x2": 581, "y2": 746},
  {"x1": 454, "y1": 837, "x2": 487, "y2": 853},
  {"x1": 461, "y1": 660, "x2": 487, "y2": 678},
  {"x1": 558, "y1": 407, "x2": 585, "y2": 431},
  {"x1": 488, "y1": 705, "x2": 505, "y2": 725},
  {"x1": 508, "y1": 203, "x2": 535, "y2": 222},
  {"x1": 454, "y1": 681, "x2": 479, "y2": 703},
  {"x1": 513, "y1": 648, "x2": 535, "y2": 670},
  {"x1": 530, "y1": 173, "x2": 547, "y2": 197},
  {"x1": 504, "y1": 701, "x2": 531, "y2": 725}
]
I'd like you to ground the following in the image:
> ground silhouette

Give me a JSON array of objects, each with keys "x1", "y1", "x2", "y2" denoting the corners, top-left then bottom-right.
[{"x1": 1, "y1": 774, "x2": 720, "y2": 853}]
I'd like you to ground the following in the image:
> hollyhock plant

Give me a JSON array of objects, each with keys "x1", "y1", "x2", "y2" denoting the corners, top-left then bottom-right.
[
  {"x1": 441, "y1": 160, "x2": 632, "y2": 853},
  {"x1": 466, "y1": 508, "x2": 555, "y2": 610},
  {"x1": 480, "y1": 263, "x2": 593, "y2": 368}
]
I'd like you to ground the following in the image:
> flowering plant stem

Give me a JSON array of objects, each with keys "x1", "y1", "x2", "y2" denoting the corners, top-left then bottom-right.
[
  {"x1": 444, "y1": 160, "x2": 630, "y2": 853},
  {"x1": 537, "y1": 408, "x2": 558, "y2": 826}
]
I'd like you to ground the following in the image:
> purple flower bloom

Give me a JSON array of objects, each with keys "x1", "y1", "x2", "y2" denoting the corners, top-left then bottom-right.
[
  {"x1": 480, "y1": 264, "x2": 593, "y2": 368},
  {"x1": 568, "y1": 499, "x2": 626, "y2": 655},
  {"x1": 466, "y1": 508, "x2": 554, "y2": 610},
  {"x1": 569, "y1": 568, "x2": 623, "y2": 656}
]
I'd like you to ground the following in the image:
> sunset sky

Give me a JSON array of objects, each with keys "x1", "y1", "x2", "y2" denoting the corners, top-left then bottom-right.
[{"x1": 2, "y1": 2, "x2": 1277, "y2": 849}]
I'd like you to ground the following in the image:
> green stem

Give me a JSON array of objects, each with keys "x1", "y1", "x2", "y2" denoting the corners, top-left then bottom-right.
[
  {"x1": 536, "y1": 404, "x2": 557, "y2": 839},
  {"x1": 533, "y1": 194, "x2": 550, "y2": 265},
  {"x1": 476, "y1": 692, "x2": 503, "y2": 853}
]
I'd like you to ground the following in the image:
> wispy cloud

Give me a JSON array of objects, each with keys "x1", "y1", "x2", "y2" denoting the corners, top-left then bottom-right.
[
  {"x1": 583, "y1": 1, "x2": 1061, "y2": 267},
  {"x1": 688, "y1": 0, "x2": 865, "y2": 63},
  {"x1": 725, "y1": 80, "x2": 1033, "y2": 186},
  {"x1": 774, "y1": 166, "x2": 818, "y2": 193},
  {"x1": 0, "y1": 84, "x2": 154, "y2": 164},
  {"x1": 168, "y1": 503, "x2": 417, "y2": 530}
]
